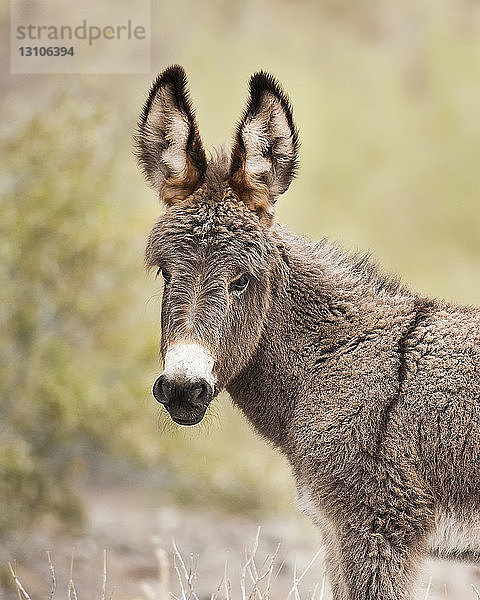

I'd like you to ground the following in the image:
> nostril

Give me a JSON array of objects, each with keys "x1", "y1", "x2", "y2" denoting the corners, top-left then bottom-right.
[
  {"x1": 153, "y1": 375, "x2": 171, "y2": 404},
  {"x1": 188, "y1": 380, "x2": 213, "y2": 407},
  {"x1": 190, "y1": 382, "x2": 207, "y2": 405}
]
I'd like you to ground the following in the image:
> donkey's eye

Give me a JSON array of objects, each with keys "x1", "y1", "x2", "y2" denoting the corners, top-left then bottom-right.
[
  {"x1": 229, "y1": 273, "x2": 250, "y2": 294},
  {"x1": 156, "y1": 267, "x2": 171, "y2": 284}
]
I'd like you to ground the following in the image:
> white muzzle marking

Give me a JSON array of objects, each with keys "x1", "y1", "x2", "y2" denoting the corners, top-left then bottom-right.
[{"x1": 161, "y1": 343, "x2": 216, "y2": 388}]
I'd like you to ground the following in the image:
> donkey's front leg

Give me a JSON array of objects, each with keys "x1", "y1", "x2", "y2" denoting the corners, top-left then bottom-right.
[{"x1": 324, "y1": 523, "x2": 423, "y2": 600}]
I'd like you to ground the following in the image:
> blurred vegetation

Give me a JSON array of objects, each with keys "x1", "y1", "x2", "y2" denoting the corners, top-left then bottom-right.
[
  {"x1": 2, "y1": 0, "x2": 480, "y2": 546},
  {"x1": 0, "y1": 95, "x2": 147, "y2": 534}
]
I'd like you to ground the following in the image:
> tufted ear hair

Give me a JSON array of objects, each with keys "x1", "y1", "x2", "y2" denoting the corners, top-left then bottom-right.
[
  {"x1": 229, "y1": 71, "x2": 299, "y2": 222},
  {"x1": 136, "y1": 65, "x2": 207, "y2": 206}
]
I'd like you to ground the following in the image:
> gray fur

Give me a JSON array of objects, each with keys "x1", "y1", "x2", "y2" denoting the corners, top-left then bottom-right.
[{"x1": 137, "y1": 67, "x2": 480, "y2": 600}]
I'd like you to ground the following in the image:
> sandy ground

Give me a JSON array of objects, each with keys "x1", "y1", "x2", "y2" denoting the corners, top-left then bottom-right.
[{"x1": 3, "y1": 477, "x2": 480, "y2": 600}]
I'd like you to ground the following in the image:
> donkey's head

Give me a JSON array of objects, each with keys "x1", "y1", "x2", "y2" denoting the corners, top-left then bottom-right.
[{"x1": 137, "y1": 65, "x2": 298, "y2": 425}]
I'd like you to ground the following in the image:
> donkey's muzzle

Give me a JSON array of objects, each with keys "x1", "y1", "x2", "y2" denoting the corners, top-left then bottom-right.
[{"x1": 152, "y1": 374, "x2": 213, "y2": 425}]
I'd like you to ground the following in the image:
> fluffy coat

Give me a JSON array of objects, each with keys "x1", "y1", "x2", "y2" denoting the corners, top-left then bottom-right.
[{"x1": 137, "y1": 65, "x2": 480, "y2": 600}]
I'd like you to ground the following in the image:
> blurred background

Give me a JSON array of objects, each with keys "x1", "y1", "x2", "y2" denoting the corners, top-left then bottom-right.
[{"x1": 2, "y1": 0, "x2": 480, "y2": 598}]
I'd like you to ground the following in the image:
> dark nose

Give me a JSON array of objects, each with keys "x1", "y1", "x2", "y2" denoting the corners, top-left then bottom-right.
[{"x1": 152, "y1": 374, "x2": 212, "y2": 407}]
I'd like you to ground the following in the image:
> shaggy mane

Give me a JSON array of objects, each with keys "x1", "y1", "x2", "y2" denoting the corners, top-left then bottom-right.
[
  {"x1": 278, "y1": 228, "x2": 410, "y2": 298},
  {"x1": 315, "y1": 238, "x2": 410, "y2": 296}
]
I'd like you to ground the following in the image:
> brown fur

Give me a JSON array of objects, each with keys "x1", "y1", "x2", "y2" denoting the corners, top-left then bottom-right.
[
  {"x1": 137, "y1": 67, "x2": 480, "y2": 600},
  {"x1": 229, "y1": 167, "x2": 272, "y2": 224},
  {"x1": 162, "y1": 161, "x2": 204, "y2": 207}
]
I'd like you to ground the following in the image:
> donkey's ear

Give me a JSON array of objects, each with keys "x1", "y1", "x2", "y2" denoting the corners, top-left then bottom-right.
[
  {"x1": 136, "y1": 65, "x2": 207, "y2": 206},
  {"x1": 230, "y1": 71, "x2": 299, "y2": 221}
]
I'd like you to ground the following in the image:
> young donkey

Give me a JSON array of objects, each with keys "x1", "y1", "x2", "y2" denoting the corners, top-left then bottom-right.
[{"x1": 136, "y1": 66, "x2": 480, "y2": 600}]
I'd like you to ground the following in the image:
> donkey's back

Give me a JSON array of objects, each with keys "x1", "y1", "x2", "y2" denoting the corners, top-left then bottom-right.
[
  {"x1": 398, "y1": 300, "x2": 480, "y2": 561},
  {"x1": 397, "y1": 299, "x2": 480, "y2": 489}
]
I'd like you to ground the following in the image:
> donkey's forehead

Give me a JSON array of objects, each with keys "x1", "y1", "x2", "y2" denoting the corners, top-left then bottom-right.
[{"x1": 146, "y1": 186, "x2": 270, "y2": 268}]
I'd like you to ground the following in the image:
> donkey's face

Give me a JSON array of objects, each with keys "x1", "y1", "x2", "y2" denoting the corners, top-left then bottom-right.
[{"x1": 136, "y1": 66, "x2": 298, "y2": 425}]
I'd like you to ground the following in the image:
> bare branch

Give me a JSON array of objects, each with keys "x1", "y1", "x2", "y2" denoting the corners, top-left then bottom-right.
[
  {"x1": 273, "y1": 556, "x2": 286, "y2": 584},
  {"x1": 310, "y1": 582, "x2": 319, "y2": 600},
  {"x1": 318, "y1": 576, "x2": 326, "y2": 600},
  {"x1": 294, "y1": 549, "x2": 322, "y2": 588},
  {"x1": 173, "y1": 552, "x2": 187, "y2": 600},
  {"x1": 264, "y1": 544, "x2": 280, "y2": 600},
  {"x1": 46, "y1": 551, "x2": 56, "y2": 600},
  {"x1": 224, "y1": 559, "x2": 231, "y2": 600},
  {"x1": 8, "y1": 562, "x2": 32, "y2": 600},
  {"x1": 210, "y1": 565, "x2": 225, "y2": 600},
  {"x1": 241, "y1": 527, "x2": 261, "y2": 600},
  {"x1": 293, "y1": 561, "x2": 300, "y2": 600},
  {"x1": 423, "y1": 577, "x2": 432, "y2": 600},
  {"x1": 100, "y1": 549, "x2": 107, "y2": 600},
  {"x1": 240, "y1": 550, "x2": 254, "y2": 600},
  {"x1": 68, "y1": 551, "x2": 78, "y2": 600},
  {"x1": 13, "y1": 561, "x2": 22, "y2": 600},
  {"x1": 286, "y1": 549, "x2": 322, "y2": 600},
  {"x1": 172, "y1": 540, "x2": 200, "y2": 600}
]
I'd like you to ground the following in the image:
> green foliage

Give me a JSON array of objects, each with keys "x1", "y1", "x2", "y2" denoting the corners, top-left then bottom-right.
[{"x1": 0, "y1": 94, "x2": 149, "y2": 534}]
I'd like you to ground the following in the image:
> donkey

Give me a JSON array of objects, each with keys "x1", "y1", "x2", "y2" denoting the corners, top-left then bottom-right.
[{"x1": 136, "y1": 65, "x2": 480, "y2": 600}]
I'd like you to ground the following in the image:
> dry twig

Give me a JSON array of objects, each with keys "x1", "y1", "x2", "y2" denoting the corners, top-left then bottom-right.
[
  {"x1": 224, "y1": 559, "x2": 232, "y2": 600},
  {"x1": 46, "y1": 552, "x2": 56, "y2": 600},
  {"x1": 285, "y1": 548, "x2": 322, "y2": 600},
  {"x1": 100, "y1": 550, "x2": 107, "y2": 600},
  {"x1": 8, "y1": 562, "x2": 32, "y2": 600},
  {"x1": 423, "y1": 576, "x2": 432, "y2": 600},
  {"x1": 68, "y1": 552, "x2": 78, "y2": 600},
  {"x1": 172, "y1": 540, "x2": 199, "y2": 600}
]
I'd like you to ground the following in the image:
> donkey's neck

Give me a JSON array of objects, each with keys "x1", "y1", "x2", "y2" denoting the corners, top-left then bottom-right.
[{"x1": 226, "y1": 228, "x2": 412, "y2": 454}]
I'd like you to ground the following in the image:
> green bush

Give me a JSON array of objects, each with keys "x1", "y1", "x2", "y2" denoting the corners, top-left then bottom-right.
[{"x1": 0, "y1": 94, "x2": 148, "y2": 534}]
